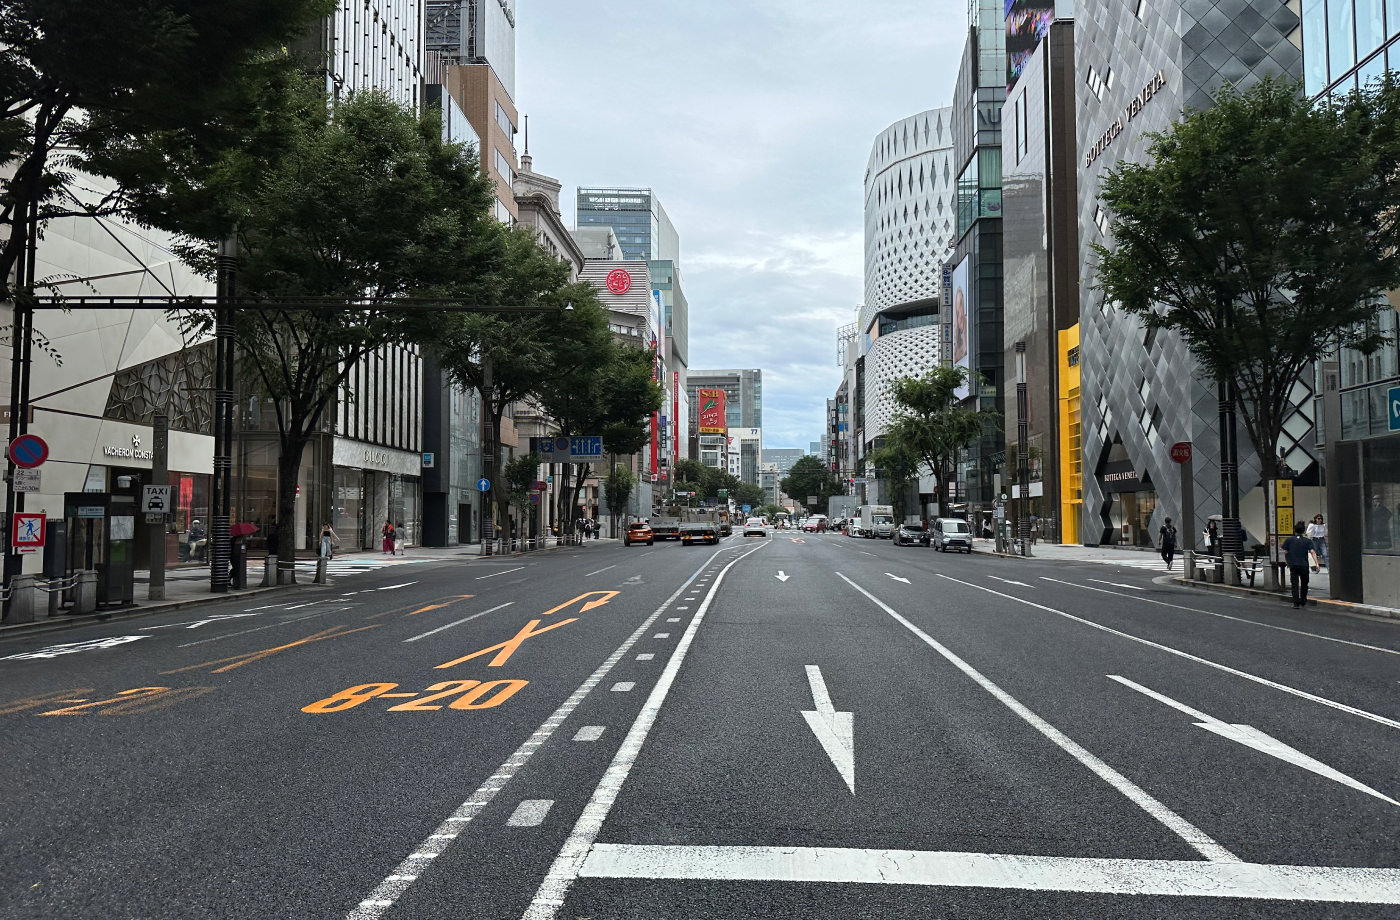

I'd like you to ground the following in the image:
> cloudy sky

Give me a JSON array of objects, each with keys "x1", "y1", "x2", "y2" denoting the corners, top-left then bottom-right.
[{"x1": 516, "y1": 1, "x2": 966, "y2": 450}]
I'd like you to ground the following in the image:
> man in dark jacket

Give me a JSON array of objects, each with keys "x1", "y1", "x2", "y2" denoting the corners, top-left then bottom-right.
[{"x1": 1281, "y1": 521, "x2": 1319, "y2": 608}]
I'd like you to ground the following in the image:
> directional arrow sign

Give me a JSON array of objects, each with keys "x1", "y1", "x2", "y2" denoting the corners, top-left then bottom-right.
[
  {"x1": 540, "y1": 591, "x2": 620, "y2": 616},
  {"x1": 800, "y1": 665, "x2": 854, "y2": 793},
  {"x1": 1110, "y1": 675, "x2": 1399, "y2": 806},
  {"x1": 775, "y1": 571, "x2": 791, "y2": 582},
  {"x1": 885, "y1": 573, "x2": 911, "y2": 584}
]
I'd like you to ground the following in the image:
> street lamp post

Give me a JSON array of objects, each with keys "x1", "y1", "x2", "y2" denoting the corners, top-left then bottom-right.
[{"x1": 1015, "y1": 341, "x2": 1031, "y2": 557}]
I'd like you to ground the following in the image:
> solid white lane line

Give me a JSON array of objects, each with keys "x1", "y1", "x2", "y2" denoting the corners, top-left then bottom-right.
[
  {"x1": 837, "y1": 572, "x2": 1236, "y2": 863},
  {"x1": 521, "y1": 540, "x2": 769, "y2": 920},
  {"x1": 244, "y1": 603, "x2": 294, "y2": 611},
  {"x1": 378, "y1": 582, "x2": 417, "y2": 590},
  {"x1": 1108, "y1": 675, "x2": 1400, "y2": 807},
  {"x1": 585, "y1": 565, "x2": 616, "y2": 577},
  {"x1": 962, "y1": 575, "x2": 1400, "y2": 732},
  {"x1": 635, "y1": 653, "x2": 654, "y2": 661},
  {"x1": 578, "y1": 845, "x2": 1400, "y2": 902},
  {"x1": 475, "y1": 567, "x2": 525, "y2": 579},
  {"x1": 1090, "y1": 578, "x2": 1144, "y2": 591},
  {"x1": 346, "y1": 544, "x2": 740, "y2": 920},
  {"x1": 404, "y1": 603, "x2": 514, "y2": 643},
  {"x1": 611, "y1": 682, "x2": 635, "y2": 692},
  {"x1": 573, "y1": 726, "x2": 606, "y2": 742},
  {"x1": 283, "y1": 600, "x2": 329, "y2": 610},
  {"x1": 1041, "y1": 577, "x2": 1400, "y2": 658},
  {"x1": 507, "y1": 800, "x2": 554, "y2": 827}
]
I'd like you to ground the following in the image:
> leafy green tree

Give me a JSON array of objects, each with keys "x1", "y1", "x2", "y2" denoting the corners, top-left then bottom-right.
[
  {"x1": 780, "y1": 456, "x2": 841, "y2": 514},
  {"x1": 760, "y1": 503, "x2": 785, "y2": 519},
  {"x1": 882, "y1": 366, "x2": 997, "y2": 514},
  {"x1": 603, "y1": 464, "x2": 637, "y2": 535},
  {"x1": 867, "y1": 439, "x2": 923, "y2": 521},
  {"x1": 0, "y1": 0, "x2": 333, "y2": 301},
  {"x1": 732, "y1": 482, "x2": 767, "y2": 510},
  {"x1": 161, "y1": 79, "x2": 498, "y2": 572},
  {"x1": 505, "y1": 452, "x2": 543, "y2": 517},
  {"x1": 1093, "y1": 75, "x2": 1400, "y2": 481}
]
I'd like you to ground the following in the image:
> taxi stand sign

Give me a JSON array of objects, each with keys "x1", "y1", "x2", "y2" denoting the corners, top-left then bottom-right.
[{"x1": 12, "y1": 512, "x2": 45, "y2": 554}]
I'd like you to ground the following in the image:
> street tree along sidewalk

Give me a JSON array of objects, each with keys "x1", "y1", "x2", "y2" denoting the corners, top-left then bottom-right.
[
  {"x1": 780, "y1": 456, "x2": 842, "y2": 515},
  {"x1": 880, "y1": 366, "x2": 998, "y2": 516},
  {"x1": 1093, "y1": 75, "x2": 1400, "y2": 483},
  {"x1": 866, "y1": 438, "x2": 923, "y2": 523},
  {"x1": 149, "y1": 75, "x2": 500, "y2": 579}
]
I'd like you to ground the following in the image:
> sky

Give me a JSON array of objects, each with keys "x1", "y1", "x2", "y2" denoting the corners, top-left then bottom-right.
[{"x1": 516, "y1": 0, "x2": 967, "y2": 450}]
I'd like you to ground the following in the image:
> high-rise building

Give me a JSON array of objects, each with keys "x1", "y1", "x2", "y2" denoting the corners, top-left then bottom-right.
[
  {"x1": 763, "y1": 449, "x2": 806, "y2": 476},
  {"x1": 576, "y1": 188, "x2": 680, "y2": 262},
  {"x1": 686, "y1": 369, "x2": 763, "y2": 475}
]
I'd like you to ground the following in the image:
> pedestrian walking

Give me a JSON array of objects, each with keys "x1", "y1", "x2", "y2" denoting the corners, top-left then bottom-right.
[
  {"x1": 1281, "y1": 521, "x2": 1319, "y2": 608},
  {"x1": 396, "y1": 522, "x2": 406, "y2": 555},
  {"x1": 1305, "y1": 514, "x2": 1328, "y2": 568},
  {"x1": 320, "y1": 522, "x2": 339, "y2": 560},
  {"x1": 1205, "y1": 519, "x2": 1220, "y2": 558},
  {"x1": 588, "y1": 516, "x2": 600, "y2": 540},
  {"x1": 1029, "y1": 514, "x2": 1039, "y2": 545},
  {"x1": 1157, "y1": 517, "x2": 1179, "y2": 571},
  {"x1": 381, "y1": 519, "x2": 396, "y2": 554}
]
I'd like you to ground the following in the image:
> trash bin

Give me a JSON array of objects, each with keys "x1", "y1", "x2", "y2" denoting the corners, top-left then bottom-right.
[{"x1": 231, "y1": 539, "x2": 248, "y2": 590}]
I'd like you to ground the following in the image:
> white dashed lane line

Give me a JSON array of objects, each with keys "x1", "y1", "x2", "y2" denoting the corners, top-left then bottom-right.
[
  {"x1": 507, "y1": 800, "x2": 554, "y2": 827},
  {"x1": 574, "y1": 727, "x2": 606, "y2": 742},
  {"x1": 611, "y1": 682, "x2": 636, "y2": 692}
]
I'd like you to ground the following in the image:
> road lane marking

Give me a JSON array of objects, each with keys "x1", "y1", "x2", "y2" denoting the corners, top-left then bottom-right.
[
  {"x1": 653, "y1": 633, "x2": 670, "y2": 639},
  {"x1": 475, "y1": 567, "x2": 525, "y2": 579},
  {"x1": 801, "y1": 665, "x2": 855, "y2": 793},
  {"x1": 1090, "y1": 578, "x2": 1143, "y2": 591},
  {"x1": 578, "y1": 845, "x2": 1400, "y2": 902},
  {"x1": 378, "y1": 583, "x2": 417, "y2": 591},
  {"x1": 955, "y1": 575, "x2": 1400, "y2": 732},
  {"x1": 666, "y1": 618, "x2": 680, "y2": 623},
  {"x1": 776, "y1": 571, "x2": 791, "y2": 582},
  {"x1": 861, "y1": 551, "x2": 876, "y2": 556},
  {"x1": 1108, "y1": 675, "x2": 1399, "y2": 806},
  {"x1": 837, "y1": 572, "x2": 1236, "y2": 863},
  {"x1": 507, "y1": 800, "x2": 554, "y2": 827},
  {"x1": 585, "y1": 566, "x2": 616, "y2": 577},
  {"x1": 988, "y1": 576, "x2": 1030, "y2": 587},
  {"x1": 346, "y1": 543, "x2": 746, "y2": 920},
  {"x1": 522, "y1": 540, "x2": 769, "y2": 920},
  {"x1": 177, "y1": 610, "x2": 349, "y2": 647},
  {"x1": 610, "y1": 682, "x2": 635, "y2": 692},
  {"x1": 636, "y1": 654, "x2": 654, "y2": 661},
  {"x1": 435, "y1": 618, "x2": 577, "y2": 669},
  {"x1": 540, "y1": 592, "x2": 619, "y2": 616},
  {"x1": 404, "y1": 603, "x2": 514, "y2": 643},
  {"x1": 1040, "y1": 577, "x2": 1400, "y2": 657},
  {"x1": 163, "y1": 625, "x2": 380, "y2": 674},
  {"x1": 574, "y1": 726, "x2": 606, "y2": 742},
  {"x1": 885, "y1": 573, "x2": 910, "y2": 584}
]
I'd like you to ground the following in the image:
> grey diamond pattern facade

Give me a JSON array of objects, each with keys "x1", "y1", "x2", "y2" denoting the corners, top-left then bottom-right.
[{"x1": 1075, "y1": 0, "x2": 1307, "y2": 545}]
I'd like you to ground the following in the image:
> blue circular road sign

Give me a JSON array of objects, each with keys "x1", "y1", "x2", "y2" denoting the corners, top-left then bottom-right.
[
  {"x1": 8, "y1": 433, "x2": 48, "y2": 469},
  {"x1": 477, "y1": 477, "x2": 491, "y2": 492}
]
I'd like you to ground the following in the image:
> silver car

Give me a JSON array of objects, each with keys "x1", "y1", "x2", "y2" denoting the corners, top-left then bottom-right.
[{"x1": 932, "y1": 518, "x2": 973, "y2": 553}]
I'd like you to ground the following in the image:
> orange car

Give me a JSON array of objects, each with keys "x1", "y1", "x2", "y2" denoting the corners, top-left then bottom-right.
[{"x1": 624, "y1": 522, "x2": 654, "y2": 546}]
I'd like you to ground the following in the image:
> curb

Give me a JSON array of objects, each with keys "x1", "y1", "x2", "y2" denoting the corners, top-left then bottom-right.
[
  {"x1": 1171, "y1": 575, "x2": 1400, "y2": 622},
  {"x1": 0, "y1": 582, "x2": 308, "y2": 640}
]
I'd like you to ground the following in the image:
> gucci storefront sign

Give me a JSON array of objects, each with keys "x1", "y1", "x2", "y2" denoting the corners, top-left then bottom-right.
[{"x1": 103, "y1": 434, "x2": 154, "y2": 461}]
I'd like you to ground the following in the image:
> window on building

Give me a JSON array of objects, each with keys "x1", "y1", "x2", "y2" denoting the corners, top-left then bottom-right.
[
  {"x1": 495, "y1": 101, "x2": 516, "y2": 141},
  {"x1": 495, "y1": 149, "x2": 514, "y2": 185},
  {"x1": 1330, "y1": 0, "x2": 1358, "y2": 80}
]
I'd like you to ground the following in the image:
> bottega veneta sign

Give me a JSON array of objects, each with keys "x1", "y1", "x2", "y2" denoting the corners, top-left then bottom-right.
[{"x1": 1083, "y1": 70, "x2": 1166, "y2": 169}]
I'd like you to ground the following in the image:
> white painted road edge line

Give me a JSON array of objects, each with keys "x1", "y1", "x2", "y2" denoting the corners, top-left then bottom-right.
[
  {"x1": 520, "y1": 540, "x2": 770, "y2": 920},
  {"x1": 344, "y1": 544, "x2": 738, "y2": 920},
  {"x1": 404, "y1": 603, "x2": 514, "y2": 643},
  {"x1": 959, "y1": 575, "x2": 1400, "y2": 733},
  {"x1": 836, "y1": 572, "x2": 1237, "y2": 863},
  {"x1": 577, "y1": 845, "x2": 1400, "y2": 903},
  {"x1": 1041, "y1": 576, "x2": 1400, "y2": 658}
]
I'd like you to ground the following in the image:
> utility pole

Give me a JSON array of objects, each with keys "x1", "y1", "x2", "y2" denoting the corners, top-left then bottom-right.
[
  {"x1": 210, "y1": 237, "x2": 236, "y2": 592},
  {"x1": 4, "y1": 192, "x2": 38, "y2": 596},
  {"x1": 148, "y1": 413, "x2": 168, "y2": 600},
  {"x1": 1015, "y1": 341, "x2": 1031, "y2": 557}
]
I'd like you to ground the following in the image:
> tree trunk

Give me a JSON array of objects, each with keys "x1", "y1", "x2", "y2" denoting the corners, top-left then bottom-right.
[{"x1": 276, "y1": 432, "x2": 311, "y2": 581}]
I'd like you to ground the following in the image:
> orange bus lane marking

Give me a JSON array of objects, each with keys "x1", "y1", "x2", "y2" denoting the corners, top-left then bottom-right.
[
  {"x1": 540, "y1": 591, "x2": 619, "y2": 617},
  {"x1": 35, "y1": 686, "x2": 217, "y2": 717},
  {"x1": 162, "y1": 624, "x2": 382, "y2": 675},
  {"x1": 435, "y1": 618, "x2": 577, "y2": 669},
  {"x1": 0, "y1": 688, "x2": 96, "y2": 716},
  {"x1": 407, "y1": 595, "x2": 474, "y2": 616},
  {"x1": 302, "y1": 679, "x2": 528, "y2": 713}
]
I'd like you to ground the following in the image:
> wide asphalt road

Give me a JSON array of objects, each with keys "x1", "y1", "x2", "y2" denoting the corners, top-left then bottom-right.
[{"x1": 3, "y1": 530, "x2": 1398, "y2": 919}]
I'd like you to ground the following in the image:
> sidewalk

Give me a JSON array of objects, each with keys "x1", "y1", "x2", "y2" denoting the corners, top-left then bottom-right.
[{"x1": 978, "y1": 538, "x2": 1400, "y2": 621}]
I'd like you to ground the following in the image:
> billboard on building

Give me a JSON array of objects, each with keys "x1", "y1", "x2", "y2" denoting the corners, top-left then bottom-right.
[
  {"x1": 951, "y1": 256, "x2": 972, "y2": 401},
  {"x1": 697, "y1": 388, "x2": 727, "y2": 434},
  {"x1": 1006, "y1": 0, "x2": 1056, "y2": 90}
]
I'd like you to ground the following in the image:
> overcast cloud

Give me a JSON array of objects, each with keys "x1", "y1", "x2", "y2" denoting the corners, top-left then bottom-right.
[{"x1": 517, "y1": 0, "x2": 965, "y2": 449}]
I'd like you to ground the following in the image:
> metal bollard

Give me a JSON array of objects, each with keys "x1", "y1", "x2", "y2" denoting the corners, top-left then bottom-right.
[
  {"x1": 7, "y1": 575, "x2": 36, "y2": 623},
  {"x1": 262, "y1": 555, "x2": 276, "y2": 587},
  {"x1": 314, "y1": 557, "x2": 328, "y2": 585},
  {"x1": 75, "y1": 571, "x2": 99, "y2": 614}
]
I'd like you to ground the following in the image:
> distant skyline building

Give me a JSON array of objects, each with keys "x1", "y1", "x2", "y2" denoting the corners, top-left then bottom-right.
[
  {"x1": 763, "y1": 448, "x2": 806, "y2": 476},
  {"x1": 687, "y1": 369, "x2": 763, "y2": 475},
  {"x1": 576, "y1": 188, "x2": 680, "y2": 261}
]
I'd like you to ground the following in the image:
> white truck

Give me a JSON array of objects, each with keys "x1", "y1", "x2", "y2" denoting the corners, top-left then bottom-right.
[{"x1": 859, "y1": 504, "x2": 895, "y2": 539}]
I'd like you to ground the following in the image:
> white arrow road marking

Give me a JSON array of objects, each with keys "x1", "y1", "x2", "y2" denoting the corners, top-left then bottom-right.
[
  {"x1": 775, "y1": 571, "x2": 791, "y2": 582},
  {"x1": 1109, "y1": 675, "x2": 1400, "y2": 806},
  {"x1": 988, "y1": 576, "x2": 1030, "y2": 587},
  {"x1": 1089, "y1": 578, "x2": 1143, "y2": 590},
  {"x1": 885, "y1": 573, "x2": 911, "y2": 584},
  {"x1": 801, "y1": 665, "x2": 855, "y2": 793}
]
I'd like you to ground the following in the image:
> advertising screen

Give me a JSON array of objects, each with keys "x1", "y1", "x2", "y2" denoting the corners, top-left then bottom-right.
[{"x1": 951, "y1": 256, "x2": 972, "y2": 401}]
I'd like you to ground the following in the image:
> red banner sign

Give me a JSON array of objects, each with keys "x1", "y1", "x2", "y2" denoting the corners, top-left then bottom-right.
[{"x1": 697, "y1": 388, "x2": 727, "y2": 434}]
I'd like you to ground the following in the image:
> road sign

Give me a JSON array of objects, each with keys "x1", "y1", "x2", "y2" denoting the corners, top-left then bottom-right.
[
  {"x1": 529, "y1": 493, "x2": 540, "y2": 505},
  {"x1": 422, "y1": 452, "x2": 435, "y2": 468},
  {"x1": 532, "y1": 480, "x2": 547, "y2": 492},
  {"x1": 1390, "y1": 386, "x2": 1400, "y2": 431},
  {"x1": 7, "y1": 433, "x2": 48, "y2": 469},
  {"x1": 141, "y1": 485, "x2": 171, "y2": 513},
  {"x1": 1170, "y1": 441, "x2": 1193, "y2": 463},
  {"x1": 569, "y1": 435, "x2": 604, "y2": 462},
  {"x1": 742, "y1": 504, "x2": 752, "y2": 513},
  {"x1": 12, "y1": 512, "x2": 45, "y2": 549},
  {"x1": 476, "y1": 478, "x2": 491, "y2": 492},
  {"x1": 12, "y1": 469, "x2": 39, "y2": 493}
]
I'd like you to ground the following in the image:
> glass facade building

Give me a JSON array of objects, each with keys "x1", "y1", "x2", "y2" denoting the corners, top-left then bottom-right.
[
  {"x1": 1301, "y1": 0, "x2": 1400, "y2": 96},
  {"x1": 576, "y1": 188, "x2": 680, "y2": 262}
]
